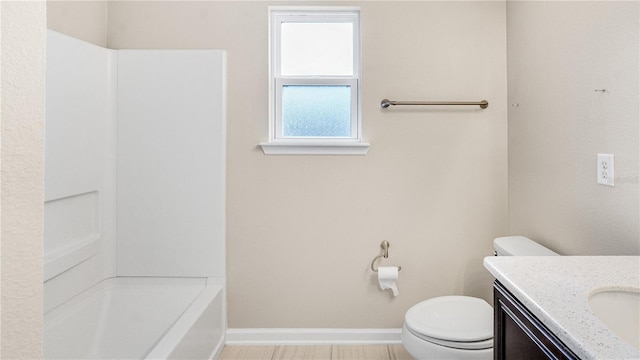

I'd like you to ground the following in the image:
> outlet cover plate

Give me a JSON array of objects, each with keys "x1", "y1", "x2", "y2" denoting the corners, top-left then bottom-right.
[{"x1": 597, "y1": 153, "x2": 614, "y2": 186}]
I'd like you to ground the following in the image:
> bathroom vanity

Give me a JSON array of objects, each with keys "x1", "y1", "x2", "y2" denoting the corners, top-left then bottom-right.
[
  {"x1": 484, "y1": 256, "x2": 640, "y2": 360},
  {"x1": 494, "y1": 281, "x2": 577, "y2": 359}
]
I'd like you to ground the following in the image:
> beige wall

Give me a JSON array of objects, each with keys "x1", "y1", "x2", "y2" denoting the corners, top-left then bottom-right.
[
  {"x1": 105, "y1": 1, "x2": 508, "y2": 328},
  {"x1": 47, "y1": 1, "x2": 108, "y2": 47},
  {"x1": 507, "y1": 1, "x2": 639, "y2": 256},
  {"x1": 1, "y1": 1, "x2": 46, "y2": 358}
]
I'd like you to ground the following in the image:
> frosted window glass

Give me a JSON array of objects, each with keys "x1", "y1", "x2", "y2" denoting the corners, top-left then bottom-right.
[
  {"x1": 281, "y1": 23, "x2": 353, "y2": 76},
  {"x1": 282, "y1": 85, "x2": 351, "y2": 137}
]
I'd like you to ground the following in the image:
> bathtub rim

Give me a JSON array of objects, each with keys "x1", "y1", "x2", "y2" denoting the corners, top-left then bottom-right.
[
  {"x1": 44, "y1": 276, "x2": 226, "y2": 360},
  {"x1": 146, "y1": 277, "x2": 226, "y2": 360}
]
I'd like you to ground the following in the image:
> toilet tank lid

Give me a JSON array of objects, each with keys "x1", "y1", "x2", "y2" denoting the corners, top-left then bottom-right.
[{"x1": 494, "y1": 236, "x2": 559, "y2": 256}]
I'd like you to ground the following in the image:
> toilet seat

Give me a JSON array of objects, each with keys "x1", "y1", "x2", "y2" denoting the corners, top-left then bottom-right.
[
  {"x1": 406, "y1": 327, "x2": 493, "y2": 350},
  {"x1": 404, "y1": 296, "x2": 494, "y2": 350}
]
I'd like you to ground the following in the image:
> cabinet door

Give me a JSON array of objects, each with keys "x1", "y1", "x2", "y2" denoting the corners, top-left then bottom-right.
[{"x1": 494, "y1": 281, "x2": 579, "y2": 360}]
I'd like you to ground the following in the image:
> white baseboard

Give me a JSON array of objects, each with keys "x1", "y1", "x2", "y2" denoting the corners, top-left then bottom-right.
[{"x1": 225, "y1": 328, "x2": 402, "y2": 345}]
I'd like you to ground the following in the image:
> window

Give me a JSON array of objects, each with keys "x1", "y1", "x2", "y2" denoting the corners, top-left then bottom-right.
[{"x1": 260, "y1": 7, "x2": 369, "y2": 155}]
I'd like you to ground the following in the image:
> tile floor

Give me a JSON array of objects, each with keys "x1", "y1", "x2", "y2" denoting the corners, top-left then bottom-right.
[{"x1": 218, "y1": 344, "x2": 413, "y2": 360}]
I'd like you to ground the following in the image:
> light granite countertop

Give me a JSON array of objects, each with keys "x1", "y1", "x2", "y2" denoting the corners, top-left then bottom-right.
[{"x1": 483, "y1": 256, "x2": 640, "y2": 360}]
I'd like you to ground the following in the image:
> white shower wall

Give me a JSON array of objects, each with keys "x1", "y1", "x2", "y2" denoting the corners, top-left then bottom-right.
[
  {"x1": 116, "y1": 51, "x2": 226, "y2": 278},
  {"x1": 44, "y1": 31, "x2": 117, "y2": 312},
  {"x1": 44, "y1": 30, "x2": 226, "y2": 311}
]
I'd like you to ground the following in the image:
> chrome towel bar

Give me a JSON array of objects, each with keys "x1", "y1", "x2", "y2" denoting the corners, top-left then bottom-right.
[
  {"x1": 381, "y1": 98, "x2": 489, "y2": 109},
  {"x1": 371, "y1": 240, "x2": 402, "y2": 272}
]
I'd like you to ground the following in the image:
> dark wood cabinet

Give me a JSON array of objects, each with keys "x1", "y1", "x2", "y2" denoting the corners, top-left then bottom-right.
[{"x1": 494, "y1": 281, "x2": 579, "y2": 360}]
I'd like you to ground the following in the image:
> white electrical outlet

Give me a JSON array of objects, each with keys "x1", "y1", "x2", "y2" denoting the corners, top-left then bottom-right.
[{"x1": 597, "y1": 153, "x2": 614, "y2": 186}]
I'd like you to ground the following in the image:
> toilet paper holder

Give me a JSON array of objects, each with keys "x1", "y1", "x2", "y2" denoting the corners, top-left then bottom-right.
[{"x1": 370, "y1": 240, "x2": 402, "y2": 272}]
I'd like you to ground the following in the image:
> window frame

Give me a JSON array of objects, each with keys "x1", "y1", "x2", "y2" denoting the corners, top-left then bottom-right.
[{"x1": 261, "y1": 7, "x2": 369, "y2": 155}]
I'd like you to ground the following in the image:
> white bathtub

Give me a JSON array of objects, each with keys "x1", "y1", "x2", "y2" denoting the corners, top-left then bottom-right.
[{"x1": 44, "y1": 277, "x2": 225, "y2": 359}]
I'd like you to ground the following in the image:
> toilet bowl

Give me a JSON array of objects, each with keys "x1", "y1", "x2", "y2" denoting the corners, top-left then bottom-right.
[
  {"x1": 401, "y1": 296, "x2": 493, "y2": 360},
  {"x1": 401, "y1": 236, "x2": 559, "y2": 359}
]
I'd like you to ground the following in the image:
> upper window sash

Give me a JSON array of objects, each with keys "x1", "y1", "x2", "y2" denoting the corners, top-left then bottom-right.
[{"x1": 271, "y1": 10, "x2": 360, "y2": 80}]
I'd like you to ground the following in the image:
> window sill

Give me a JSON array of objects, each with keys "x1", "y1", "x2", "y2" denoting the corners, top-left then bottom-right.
[{"x1": 259, "y1": 141, "x2": 370, "y2": 155}]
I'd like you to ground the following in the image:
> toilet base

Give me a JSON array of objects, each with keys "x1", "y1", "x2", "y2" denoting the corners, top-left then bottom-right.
[{"x1": 401, "y1": 324, "x2": 493, "y2": 360}]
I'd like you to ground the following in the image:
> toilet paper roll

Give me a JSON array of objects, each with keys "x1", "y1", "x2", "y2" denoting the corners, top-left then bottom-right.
[{"x1": 377, "y1": 266, "x2": 399, "y2": 296}]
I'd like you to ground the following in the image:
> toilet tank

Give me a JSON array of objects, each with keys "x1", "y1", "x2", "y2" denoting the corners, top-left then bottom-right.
[{"x1": 493, "y1": 236, "x2": 559, "y2": 256}]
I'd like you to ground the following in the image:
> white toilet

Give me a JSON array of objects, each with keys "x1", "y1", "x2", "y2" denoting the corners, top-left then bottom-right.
[{"x1": 401, "y1": 236, "x2": 559, "y2": 360}]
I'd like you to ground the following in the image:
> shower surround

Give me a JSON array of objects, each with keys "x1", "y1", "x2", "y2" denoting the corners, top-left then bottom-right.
[{"x1": 43, "y1": 30, "x2": 226, "y2": 359}]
